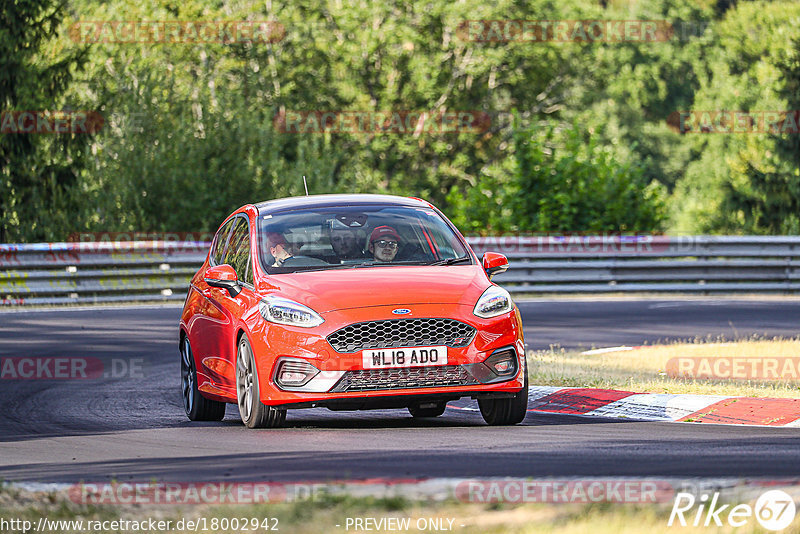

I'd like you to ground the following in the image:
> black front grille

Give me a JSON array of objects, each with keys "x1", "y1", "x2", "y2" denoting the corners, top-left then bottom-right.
[
  {"x1": 330, "y1": 365, "x2": 478, "y2": 392},
  {"x1": 326, "y1": 318, "x2": 476, "y2": 353}
]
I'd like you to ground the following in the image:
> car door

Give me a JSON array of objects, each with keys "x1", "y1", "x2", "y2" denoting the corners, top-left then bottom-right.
[
  {"x1": 189, "y1": 217, "x2": 237, "y2": 390},
  {"x1": 204, "y1": 216, "x2": 258, "y2": 387}
]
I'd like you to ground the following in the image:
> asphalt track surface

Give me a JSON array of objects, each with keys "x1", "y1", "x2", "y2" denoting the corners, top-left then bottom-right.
[{"x1": 1, "y1": 298, "x2": 799, "y2": 484}]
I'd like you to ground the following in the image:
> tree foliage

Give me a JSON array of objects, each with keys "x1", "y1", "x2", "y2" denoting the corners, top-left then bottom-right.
[
  {"x1": 1, "y1": 0, "x2": 799, "y2": 241},
  {"x1": 0, "y1": 0, "x2": 89, "y2": 241},
  {"x1": 670, "y1": 1, "x2": 800, "y2": 234},
  {"x1": 447, "y1": 120, "x2": 666, "y2": 234}
]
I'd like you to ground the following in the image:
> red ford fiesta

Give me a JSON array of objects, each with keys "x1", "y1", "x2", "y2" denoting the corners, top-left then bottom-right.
[{"x1": 179, "y1": 194, "x2": 527, "y2": 428}]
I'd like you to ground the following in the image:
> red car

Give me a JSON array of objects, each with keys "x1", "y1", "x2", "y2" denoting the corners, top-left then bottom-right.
[{"x1": 179, "y1": 194, "x2": 527, "y2": 428}]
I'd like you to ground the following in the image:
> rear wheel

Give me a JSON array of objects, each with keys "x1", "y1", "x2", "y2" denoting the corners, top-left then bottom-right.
[
  {"x1": 236, "y1": 335, "x2": 286, "y2": 429},
  {"x1": 181, "y1": 337, "x2": 226, "y2": 421},
  {"x1": 408, "y1": 401, "x2": 447, "y2": 418},
  {"x1": 478, "y1": 372, "x2": 528, "y2": 426}
]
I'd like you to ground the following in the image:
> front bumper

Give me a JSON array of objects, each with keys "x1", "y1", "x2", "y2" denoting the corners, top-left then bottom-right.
[{"x1": 249, "y1": 303, "x2": 526, "y2": 407}]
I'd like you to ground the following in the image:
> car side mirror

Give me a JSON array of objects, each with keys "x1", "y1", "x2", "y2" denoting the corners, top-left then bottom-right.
[
  {"x1": 482, "y1": 252, "x2": 509, "y2": 280},
  {"x1": 204, "y1": 264, "x2": 241, "y2": 297}
]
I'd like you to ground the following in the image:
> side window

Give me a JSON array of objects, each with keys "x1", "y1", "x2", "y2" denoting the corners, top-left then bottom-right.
[
  {"x1": 223, "y1": 217, "x2": 253, "y2": 285},
  {"x1": 210, "y1": 219, "x2": 234, "y2": 266},
  {"x1": 240, "y1": 235, "x2": 253, "y2": 285}
]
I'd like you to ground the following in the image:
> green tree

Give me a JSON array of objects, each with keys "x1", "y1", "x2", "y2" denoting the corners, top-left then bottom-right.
[
  {"x1": 670, "y1": 1, "x2": 800, "y2": 233},
  {"x1": 5, "y1": 0, "x2": 797, "y2": 239},
  {"x1": 0, "y1": 0, "x2": 89, "y2": 241},
  {"x1": 721, "y1": 37, "x2": 800, "y2": 233},
  {"x1": 448, "y1": 120, "x2": 667, "y2": 234}
]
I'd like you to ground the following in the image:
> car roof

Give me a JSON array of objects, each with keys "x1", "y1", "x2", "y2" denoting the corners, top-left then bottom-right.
[{"x1": 255, "y1": 194, "x2": 429, "y2": 215}]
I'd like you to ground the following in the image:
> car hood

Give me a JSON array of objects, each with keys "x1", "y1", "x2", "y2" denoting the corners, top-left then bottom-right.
[{"x1": 261, "y1": 265, "x2": 489, "y2": 313}]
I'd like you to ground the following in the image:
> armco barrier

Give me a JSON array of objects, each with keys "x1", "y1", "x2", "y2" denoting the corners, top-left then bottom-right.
[
  {"x1": 0, "y1": 241, "x2": 207, "y2": 306},
  {"x1": 2, "y1": 236, "x2": 800, "y2": 305},
  {"x1": 472, "y1": 235, "x2": 800, "y2": 293}
]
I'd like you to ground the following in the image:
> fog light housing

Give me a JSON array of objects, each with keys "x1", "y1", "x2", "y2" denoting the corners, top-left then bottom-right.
[
  {"x1": 484, "y1": 348, "x2": 517, "y2": 377},
  {"x1": 493, "y1": 361, "x2": 512, "y2": 373},
  {"x1": 274, "y1": 360, "x2": 319, "y2": 388}
]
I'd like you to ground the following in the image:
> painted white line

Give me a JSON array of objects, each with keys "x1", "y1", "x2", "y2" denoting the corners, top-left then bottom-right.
[
  {"x1": 586, "y1": 393, "x2": 678, "y2": 421},
  {"x1": 527, "y1": 386, "x2": 569, "y2": 400},
  {"x1": 0, "y1": 303, "x2": 183, "y2": 314},
  {"x1": 664, "y1": 394, "x2": 733, "y2": 421},
  {"x1": 581, "y1": 346, "x2": 635, "y2": 355},
  {"x1": 449, "y1": 387, "x2": 568, "y2": 413}
]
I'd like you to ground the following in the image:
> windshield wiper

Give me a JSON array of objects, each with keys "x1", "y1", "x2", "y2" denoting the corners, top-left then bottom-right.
[
  {"x1": 295, "y1": 258, "x2": 465, "y2": 272},
  {"x1": 346, "y1": 260, "x2": 432, "y2": 268},
  {"x1": 428, "y1": 255, "x2": 471, "y2": 266},
  {"x1": 288, "y1": 264, "x2": 362, "y2": 273}
]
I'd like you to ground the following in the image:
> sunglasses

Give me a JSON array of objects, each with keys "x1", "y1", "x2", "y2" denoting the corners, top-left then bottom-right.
[{"x1": 372, "y1": 239, "x2": 398, "y2": 250}]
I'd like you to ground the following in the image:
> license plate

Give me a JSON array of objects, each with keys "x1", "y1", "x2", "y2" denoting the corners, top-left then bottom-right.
[{"x1": 362, "y1": 346, "x2": 448, "y2": 369}]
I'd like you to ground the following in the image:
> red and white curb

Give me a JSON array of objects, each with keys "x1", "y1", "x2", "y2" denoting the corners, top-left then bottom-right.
[{"x1": 453, "y1": 387, "x2": 800, "y2": 427}]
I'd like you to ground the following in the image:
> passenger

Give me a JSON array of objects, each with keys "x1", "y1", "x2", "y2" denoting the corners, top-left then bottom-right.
[
  {"x1": 368, "y1": 226, "x2": 401, "y2": 262},
  {"x1": 329, "y1": 224, "x2": 362, "y2": 261}
]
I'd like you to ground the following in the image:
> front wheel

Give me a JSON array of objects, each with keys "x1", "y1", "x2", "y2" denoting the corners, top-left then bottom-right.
[
  {"x1": 236, "y1": 335, "x2": 286, "y2": 429},
  {"x1": 181, "y1": 337, "x2": 225, "y2": 421},
  {"x1": 478, "y1": 372, "x2": 528, "y2": 426}
]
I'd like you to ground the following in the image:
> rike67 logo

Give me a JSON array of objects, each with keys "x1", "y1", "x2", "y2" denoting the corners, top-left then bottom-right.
[{"x1": 669, "y1": 490, "x2": 796, "y2": 531}]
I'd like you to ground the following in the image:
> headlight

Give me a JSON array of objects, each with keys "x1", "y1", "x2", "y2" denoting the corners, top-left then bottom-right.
[
  {"x1": 473, "y1": 286, "x2": 513, "y2": 318},
  {"x1": 259, "y1": 296, "x2": 324, "y2": 327}
]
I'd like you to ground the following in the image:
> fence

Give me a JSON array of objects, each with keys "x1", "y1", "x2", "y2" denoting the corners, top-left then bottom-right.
[
  {"x1": 3, "y1": 236, "x2": 800, "y2": 305},
  {"x1": 0, "y1": 242, "x2": 205, "y2": 306}
]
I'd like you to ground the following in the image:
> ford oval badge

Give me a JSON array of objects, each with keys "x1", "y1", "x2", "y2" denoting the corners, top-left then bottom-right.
[{"x1": 392, "y1": 308, "x2": 411, "y2": 315}]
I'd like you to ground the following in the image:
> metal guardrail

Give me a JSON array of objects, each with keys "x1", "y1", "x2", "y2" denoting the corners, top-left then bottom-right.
[
  {"x1": 3, "y1": 236, "x2": 800, "y2": 305},
  {"x1": 472, "y1": 236, "x2": 800, "y2": 294},
  {"x1": 0, "y1": 242, "x2": 207, "y2": 305}
]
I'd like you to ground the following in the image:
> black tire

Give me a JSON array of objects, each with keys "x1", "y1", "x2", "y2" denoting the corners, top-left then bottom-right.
[
  {"x1": 181, "y1": 336, "x2": 226, "y2": 421},
  {"x1": 236, "y1": 335, "x2": 286, "y2": 429},
  {"x1": 408, "y1": 401, "x2": 447, "y2": 418},
  {"x1": 478, "y1": 372, "x2": 528, "y2": 426}
]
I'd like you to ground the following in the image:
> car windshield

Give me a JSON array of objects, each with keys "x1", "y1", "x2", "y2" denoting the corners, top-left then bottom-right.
[{"x1": 257, "y1": 205, "x2": 471, "y2": 274}]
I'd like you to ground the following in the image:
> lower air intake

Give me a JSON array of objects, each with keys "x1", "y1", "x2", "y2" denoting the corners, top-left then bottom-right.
[{"x1": 329, "y1": 365, "x2": 478, "y2": 393}]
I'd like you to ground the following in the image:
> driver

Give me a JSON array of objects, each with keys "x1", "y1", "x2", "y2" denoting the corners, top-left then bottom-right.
[
  {"x1": 267, "y1": 232, "x2": 293, "y2": 267},
  {"x1": 368, "y1": 226, "x2": 401, "y2": 262}
]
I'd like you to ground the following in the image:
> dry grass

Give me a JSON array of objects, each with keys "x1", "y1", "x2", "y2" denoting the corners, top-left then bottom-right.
[
  {"x1": 3, "y1": 485, "x2": 800, "y2": 534},
  {"x1": 528, "y1": 338, "x2": 800, "y2": 397}
]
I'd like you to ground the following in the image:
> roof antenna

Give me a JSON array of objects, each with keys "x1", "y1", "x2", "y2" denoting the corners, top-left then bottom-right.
[{"x1": 303, "y1": 175, "x2": 309, "y2": 196}]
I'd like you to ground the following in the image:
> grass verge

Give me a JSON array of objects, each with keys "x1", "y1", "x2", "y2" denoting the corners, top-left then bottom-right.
[
  {"x1": 528, "y1": 337, "x2": 800, "y2": 397},
  {"x1": 3, "y1": 484, "x2": 800, "y2": 534}
]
